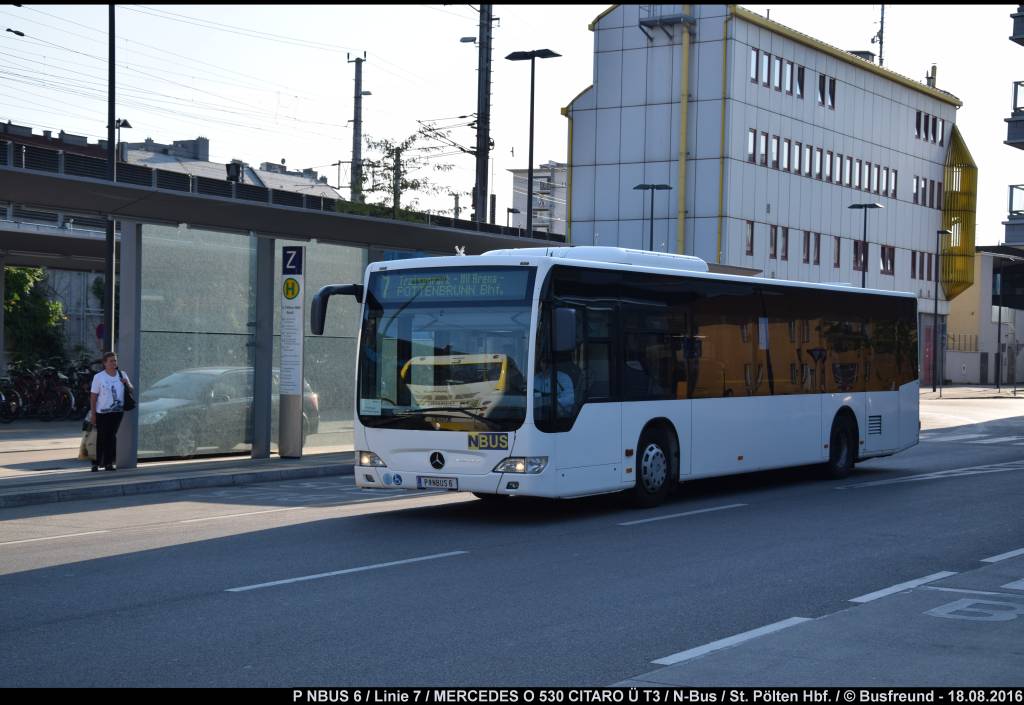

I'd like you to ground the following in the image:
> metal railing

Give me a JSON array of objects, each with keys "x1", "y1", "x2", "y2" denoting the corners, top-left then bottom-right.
[{"x1": 0, "y1": 138, "x2": 564, "y2": 243}]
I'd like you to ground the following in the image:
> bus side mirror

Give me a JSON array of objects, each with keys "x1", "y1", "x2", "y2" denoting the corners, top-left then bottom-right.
[
  {"x1": 311, "y1": 284, "x2": 364, "y2": 335},
  {"x1": 553, "y1": 307, "x2": 577, "y2": 353}
]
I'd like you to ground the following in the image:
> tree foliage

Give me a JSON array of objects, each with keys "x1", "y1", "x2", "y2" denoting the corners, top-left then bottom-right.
[
  {"x1": 360, "y1": 128, "x2": 456, "y2": 213},
  {"x1": 3, "y1": 266, "x2": 67, "y2": 365}
]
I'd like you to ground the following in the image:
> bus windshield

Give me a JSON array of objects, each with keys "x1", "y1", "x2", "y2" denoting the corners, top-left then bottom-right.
[{"x1": 357, "y1": 266, "x2": 534, "y2": 432}]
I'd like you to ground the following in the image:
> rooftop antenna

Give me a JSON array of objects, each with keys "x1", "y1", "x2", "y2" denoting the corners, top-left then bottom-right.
[{"x1": 871, "y1": 4, "x2": 885, "y2": 67}]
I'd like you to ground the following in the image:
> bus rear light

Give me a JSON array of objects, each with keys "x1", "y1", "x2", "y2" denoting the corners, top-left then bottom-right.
[
  {"x1": 493, "y1": 457, "x2": 548, "y2": 474},
  {"x1": 358, "y1": 451, "x2": 386, "y2": 467}
]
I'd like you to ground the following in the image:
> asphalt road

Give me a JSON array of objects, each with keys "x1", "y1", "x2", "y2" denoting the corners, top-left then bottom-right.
[{"x1": 0, "y1": 398, "x2": 1022, "y2": 686}]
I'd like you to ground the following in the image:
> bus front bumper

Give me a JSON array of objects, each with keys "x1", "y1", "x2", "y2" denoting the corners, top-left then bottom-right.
[{"x1": 355, "y1": 466, "x2": 556, "y2": 497}]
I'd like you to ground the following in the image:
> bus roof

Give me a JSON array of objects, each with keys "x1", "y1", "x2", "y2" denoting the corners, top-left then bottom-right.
[{"x1": 367, "y1": 246, "x2": 917, "y2": 300}]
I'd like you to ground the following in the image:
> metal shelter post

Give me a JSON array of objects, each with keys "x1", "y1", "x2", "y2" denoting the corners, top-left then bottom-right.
[
  {"x1": 252, "y1": 235, "x2": 274, "y2": 459},
  {"x1": 116, "y1": 220, "x2": 140, "y2": 469}
]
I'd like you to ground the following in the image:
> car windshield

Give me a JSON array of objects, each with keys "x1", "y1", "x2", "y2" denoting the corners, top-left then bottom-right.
[
  {"x1": 358, "y1": 266, "x2": 535, "y2": 432},
  {"x1": 142, "y1": 372, "x2": 216, "y2": 402}
]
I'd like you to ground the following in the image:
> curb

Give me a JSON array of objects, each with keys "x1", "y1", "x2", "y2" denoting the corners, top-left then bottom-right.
[{"x1": 0, "y1": 463, "x2": 354, "y2": 509}]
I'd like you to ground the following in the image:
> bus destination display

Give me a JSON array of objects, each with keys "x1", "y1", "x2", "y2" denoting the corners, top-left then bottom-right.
[{"x1": 371, "y1": 268, "x2": 533, "y2": 304}]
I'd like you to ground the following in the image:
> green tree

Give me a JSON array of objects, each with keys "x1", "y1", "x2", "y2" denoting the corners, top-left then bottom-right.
[
  {"x1": 3, "y1": 266, "x2": 67, "y2": 365},
  {"x1": 361, "y1": 129, "x2": 456, "y2": 214}
]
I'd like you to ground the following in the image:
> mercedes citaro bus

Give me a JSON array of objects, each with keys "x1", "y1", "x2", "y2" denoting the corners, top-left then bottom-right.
[{"x1": 312, "y1": 246, "x2": 919, "y2": 507}]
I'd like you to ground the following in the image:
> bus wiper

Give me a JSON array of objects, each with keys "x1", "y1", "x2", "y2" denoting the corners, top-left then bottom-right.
[{"x1": 405, "y1": 406, "x2": 502, "y2": 429}]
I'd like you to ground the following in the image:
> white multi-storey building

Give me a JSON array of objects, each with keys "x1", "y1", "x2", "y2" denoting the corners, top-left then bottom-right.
[
  {"x1": 508, "y1": 161, "x2": 569, "y2": 236},
  {"x1": 563, "y1": 4, "x2": 977, "y2": 385}
]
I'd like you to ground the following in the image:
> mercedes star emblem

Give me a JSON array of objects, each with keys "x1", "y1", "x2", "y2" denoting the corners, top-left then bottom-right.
[{"x1": 430, "y1": 452, "x2": 446, "y2": 470}]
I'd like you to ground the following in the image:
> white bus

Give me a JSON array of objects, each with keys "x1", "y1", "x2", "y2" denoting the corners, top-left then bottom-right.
[{"x1": 312, "y1": 246, "x2": 919, "y2": 507}]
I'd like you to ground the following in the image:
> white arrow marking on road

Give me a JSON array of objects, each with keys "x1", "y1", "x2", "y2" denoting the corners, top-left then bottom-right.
[
  {"x1": 651, "y1": 617, "x2": 811, "y2": 665},
  {"x1": 1001, "y1": 579, "x2": 1024, "y2": 591},
  {"x1": 836, "y1": 460, "x2": 1024, "y2": 489},
  {"x1": 226, "y1": 551, "x2": 468, "y2": 592},
  {"x1": 849, "y1": 571, "x2": 958, "y2": 603}
]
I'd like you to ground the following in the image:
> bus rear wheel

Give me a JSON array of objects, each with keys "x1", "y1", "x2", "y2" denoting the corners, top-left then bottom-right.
[
  {"x1": 822, "y1": 414, "x2": 856, "y2": 479},
  {"x1": 629, "y1": 428, "x2": 675, "y2": 508}
]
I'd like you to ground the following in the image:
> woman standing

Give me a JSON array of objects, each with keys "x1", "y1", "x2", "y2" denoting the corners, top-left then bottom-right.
[{"x1": 90, "y1": 351, "x2": 132, "y2": 472}]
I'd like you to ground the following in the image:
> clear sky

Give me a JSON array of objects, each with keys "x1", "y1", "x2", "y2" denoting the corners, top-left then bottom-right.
[{"x1": 0, "y1": 4, "x2": 1016, "y2": 244}]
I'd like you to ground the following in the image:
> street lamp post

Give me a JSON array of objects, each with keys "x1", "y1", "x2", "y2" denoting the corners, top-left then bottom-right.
[
  {"x1": 506, "y1": 207, "x2": 520, "y2": 229},
  {"x1": 933, "y1": 228, "x2": 952, "y2": 394},
  {"x1": 633, "y1": 184, "x2": 672, "y2": 251},
  {"x1": 506, "y1": 49, "x2": 560, "y2": 238},
  {"x1": 115, "y1": 118, "x2": 131, "y2": 161},
  {"x1": 848, "y1": 202, "x2": 883, "y2": 289}
]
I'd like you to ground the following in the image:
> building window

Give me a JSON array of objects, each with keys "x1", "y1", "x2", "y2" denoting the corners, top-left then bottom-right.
[
  {"x1": 927, "y1": 252, "x2": 933, "y2": 281},
  {"x1": 760, "y1": 132, "x2": 768, "y2": 166},
  {"x1": 803, "y1": 144, "x2": 812, "y2": 176},
  {"x1": 792, "y1": 141, "x2": 801, "y2": 173},
  {"x1": 803, "y1": 230, "x2": 810, "y2": 263},
  {"x1": 915, "y1": 111, "x2": 921, "y2": 139},
  {"x1": 761, "y1": 52, "x2": 770, "y2": 86},
  {"x1": 923, "y1": 113, "x2": 931, "y2": 142},
  {"x1": 920, "y1": 251, "x2": 926, "y2": 280},
  {"x1": 862, "y1": 161, "x2": 871, "y2": 191},
  {"x1": 845, "y1": 156, "x2": 852, "y2": 186},
  {"x1": 834, "y1": 236, "x2": 841, "y2": 268},
  {"x1": 938, "y1": 119, "x2": 945, "y2": 146},
  {"x1": 769, "y1": 225, "x2": 778, "y2": 259},
  {"x1": 891, "y1": 169, "x2": 897, "y2": 199},
  {"x1": 828, "y1": 77, "x2": 836, "y2": 109},
  {"x1": 781, "y1": 227, "x2": 789, "y2": 260},
  {"x1": 746, "y1": 220, "x2": 754, "y2": 256},
  {"x1": 748, "y1": 129, "x2": 756, "y2": 163},
  {"x1": 931, "y1": 115, "x2": 938, "y2": 143},
  {"x1": 881, "y1": 167, "x2": 888, "y2": 196},
  {"x1": 814, "y1": 232, "x2": 821, "y2": 265},
  {"x1": 880, "y1": 245, "x2": 895, "y2": 275},
  {"x1": 853, "y1": 241, "x2": 867, "y2": 272},
  {"x1": 911, "y1": 249, "x2": 917, "y2": 279},
  {"x1": 773, "y1": 56, "x2": 782, "y2": 90},
  {"x1": 824, "y1": 150, "x2": 832, "y2": 182},
  {"x1": 771, "y1": 135, "x2": 780, "y2": 169},
  {"x1": 929, "y1": 179, "x2": 935, "y2": 208},
  {"x1": 872, "y1": 164, "x2": 880, "y2": 194},
  {"x1": 937, "y1": 182, "x2": 943, "y2": 210},
  {"x1": 796, "y1": 66, "x2": 804, "y2": 99},
  {"x1": 782, "y1": 138, "x2": 791, "y2": 171},
  {"x1": 750, "y1": 48, "x2": 759, "y2": 83},
  {"x1": 834, "y1": 153, "x2": 843, "y2": 185},
  {"x1": 817, "y1": 74, "x2": 825, "y2": 105},
  {"x1": 854, "y1": 159, "x2": 862, "y2": 189},
  {"x1": 784, "y1": 60, "x2": 793, "y2": 94},
  {"x1": 920, "y1": 176, "x2": 928, "y2": 206},
  {"x1": 814, "y1": 148, "x2": 823, "y2": 179},
  {"x1": 913, "y1": 176, "x2": 919, "y2": 204}
]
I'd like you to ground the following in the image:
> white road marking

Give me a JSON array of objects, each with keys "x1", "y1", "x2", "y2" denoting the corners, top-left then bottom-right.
[
  {"x1": 0, "y1": 530, "x2": 110, "y2": 546},
  {"x1": 849, "y1": 571, "x2": 957, "y2": 603},
  {"x1": 1001, "y1": 579, "x2": 1024, "y2": 591},
  {"x1": 618, "y1": 504, "x2": 747, "y2": 527},
  {"x1": 923, "y1": 433, "x2": 987, "y2": 442},
  {"x1": 837, "y1": 460, "x2": 1024, "y2": 489},
  {"x1": 226, "y1": 550, "x2": 468, "y2": 592},
  {"x1": 923, "y1": 586, "x2": 1023, "y2": 598},
  {"x1": 982, "y1": 547, "x2": 1024, "y2": 563},
  {"x1": 180, "y1": 507, "x2": 304, "y2": 523},
  {"x1": 970, "y1": 436, "x2": 1023, "y2": 445},
  {"x1": 651, "y1": 617, "x2": 811, "y2": 666}
]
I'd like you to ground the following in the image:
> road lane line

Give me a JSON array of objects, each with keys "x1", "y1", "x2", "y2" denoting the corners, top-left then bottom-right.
[
  {"x1": 618, "y1": 503, "x2": 747, "y2": 527},
  {"x1": 982, "y1": 547, "x2": 1024, "y2": 563},
  {"x1": 226, "y1": 551, "x2": 469, "y2": 593},
  {"x1": 849, "y1": 571, "x2": 957, "y2": 603},
  {"x1": 925, "y1": 433, "x2": 987, "y2": 442},
  {"x1": 922, "y1": 586, "x2": 1024, "y2": 599},
  {"x1": 180, "y1": 507, "x2": 305, "y2": 523},
  {"x1": 651, "y1": 617, "x2": 811, "y2": 665},
  {"x1": 0, "y1": 530, "x2": 110, "y2": 546},
  {"x1": 970, "y1": 436, "x2": 1023, "y2": 444},
  {"x1": 836, "y1": 459, "x2": 1024, "y2": 489},
  {"x1": 180, "y1": 491, "x2": 443, "y2": 523}
]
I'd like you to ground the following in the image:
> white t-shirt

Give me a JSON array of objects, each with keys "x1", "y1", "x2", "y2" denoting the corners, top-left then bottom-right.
[{"x1": 91, "y1": 370, "x2": 130, "y2": 414}]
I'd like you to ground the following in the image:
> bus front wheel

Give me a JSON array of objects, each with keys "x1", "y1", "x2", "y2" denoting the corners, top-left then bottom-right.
[
  {"x1": 629, "y1": 428, "x2": 675, "y2": 508},
  {"x1": 823, "y1": 414, "x2": 856, "y2": 479}
]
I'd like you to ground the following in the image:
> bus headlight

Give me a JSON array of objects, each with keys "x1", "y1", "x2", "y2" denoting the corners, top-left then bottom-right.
[
  {"x1": 492, "y1": 457, "x2": 548, "y2": 474},
  {"x1": 358, "y1": 451, "x2": 387, "y2": 467}
]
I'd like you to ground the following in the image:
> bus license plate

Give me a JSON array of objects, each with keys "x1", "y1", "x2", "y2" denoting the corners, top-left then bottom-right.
[{"x1": 417, "y1": 476, "x2": 458, "y2": 490}]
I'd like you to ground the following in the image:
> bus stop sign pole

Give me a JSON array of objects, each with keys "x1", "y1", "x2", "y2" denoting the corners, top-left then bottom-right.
[{"x1": 280, "y1": 246, "x2": 305, "y2": 458}]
